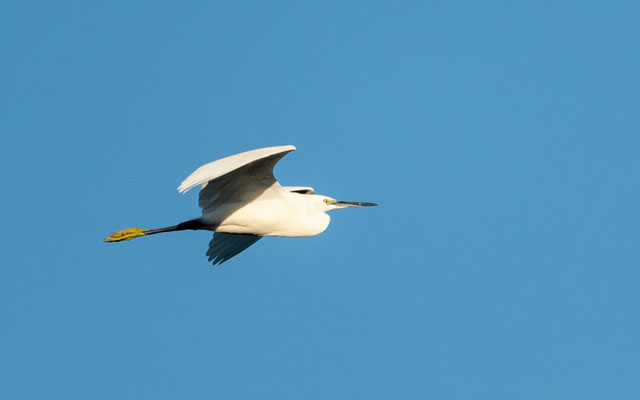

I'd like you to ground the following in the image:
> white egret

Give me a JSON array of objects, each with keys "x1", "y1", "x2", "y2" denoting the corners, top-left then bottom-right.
[{"x1": 105, "y1": 145, "x2": 377, "y2": 264}]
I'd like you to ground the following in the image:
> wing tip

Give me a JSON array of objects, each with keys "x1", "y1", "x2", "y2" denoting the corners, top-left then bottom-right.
[{"x1": 177, "y1": 182, "x2": 193, "y2": 193}]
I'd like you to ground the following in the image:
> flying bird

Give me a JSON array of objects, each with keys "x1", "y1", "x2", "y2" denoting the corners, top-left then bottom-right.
[{"x1": 105, "y1": 145, "x2": 377, "y2": 264}]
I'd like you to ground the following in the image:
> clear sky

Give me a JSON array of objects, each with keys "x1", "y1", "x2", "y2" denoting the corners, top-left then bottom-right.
[{"x1": 2, "y1": 1, "x2": 639, "y2": 399}]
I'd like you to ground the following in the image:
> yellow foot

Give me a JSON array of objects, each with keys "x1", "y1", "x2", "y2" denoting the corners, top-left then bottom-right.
[{"x1": 104, "y1": 228, "x2": 147, "y2": 242}]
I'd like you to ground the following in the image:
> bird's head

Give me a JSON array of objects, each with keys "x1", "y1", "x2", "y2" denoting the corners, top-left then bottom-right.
[{"x1": 314, "y1": 195, "x2": 378, "y2": 212}]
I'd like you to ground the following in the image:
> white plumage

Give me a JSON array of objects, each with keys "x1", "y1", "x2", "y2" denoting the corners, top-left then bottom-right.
[
  {"x1": 105, "y1": 145, "x2": 377, "y2": 265},
  {"x1": 177, "y1": 145, "x2": 296, "y2": 193}
]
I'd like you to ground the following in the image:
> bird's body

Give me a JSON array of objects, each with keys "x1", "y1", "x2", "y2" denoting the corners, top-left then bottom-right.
[
  {"x1": 205, "y1": 193, "x2": 331, "y2": 237},
  {"x1": 105, "y1": 145, "x2": 376, "y2": 264}
]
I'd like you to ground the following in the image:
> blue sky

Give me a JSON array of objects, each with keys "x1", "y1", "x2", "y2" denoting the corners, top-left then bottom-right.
[{"x1": 2, "y1": 1, "x2": 639, "y2": 398}]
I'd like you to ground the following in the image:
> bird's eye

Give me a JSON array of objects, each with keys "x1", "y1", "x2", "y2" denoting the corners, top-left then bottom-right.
[{"x1": 323, "y1": 199, "x2": 331, "y2": 205}]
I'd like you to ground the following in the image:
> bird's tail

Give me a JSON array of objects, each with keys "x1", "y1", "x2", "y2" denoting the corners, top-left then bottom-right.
[{"x1": 104, "y1": 228, "x2": 148, "y2": 242}]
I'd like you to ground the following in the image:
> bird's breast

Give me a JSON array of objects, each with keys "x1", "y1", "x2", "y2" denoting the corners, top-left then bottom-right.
[{"x1": 211, "y1": 201, "x2": 330, "y2": 237}]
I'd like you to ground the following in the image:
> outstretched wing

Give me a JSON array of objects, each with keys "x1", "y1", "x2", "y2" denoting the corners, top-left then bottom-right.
[
  {"x1": 206, "y1": 232, "x2": 262, "y2": 265},
  {"x1": 177, "y1": 145, "x2": 295, "y2": 215}
]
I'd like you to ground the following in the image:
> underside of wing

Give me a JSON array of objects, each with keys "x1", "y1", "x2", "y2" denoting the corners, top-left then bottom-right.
[
  {"x1": 177, "y1": 145, "x2": 296, "y2": 218},
  {"x1": 283, "y1": 186, "x2": 315, "y2": 194},
  {"x1": 206, "y1": 232, "x2": 262, "y2": 265},
  {"x1": 177, "y1": 145, "x2": 296, "y2": 194}
]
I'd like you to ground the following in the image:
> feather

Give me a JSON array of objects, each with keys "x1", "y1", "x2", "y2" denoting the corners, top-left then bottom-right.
[{"x1": 206, "y1": 232, "x2": 262, "y2": 265}]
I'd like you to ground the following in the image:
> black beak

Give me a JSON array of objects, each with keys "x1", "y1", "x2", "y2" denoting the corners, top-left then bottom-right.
[{"x1": 335, "y1": 201, "x2": 378, "y2": 207}]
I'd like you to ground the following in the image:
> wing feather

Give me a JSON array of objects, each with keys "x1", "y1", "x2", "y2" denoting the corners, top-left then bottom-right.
[
  {"x1": 177, "y1": 145, "x2": 295, "y2": 193},
  {"x1": 207, "y1": 233, "x2": 262, "y2": 265},
  {"x1": 177, "y1": 145, "x2": 296, "y2": 217}
]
